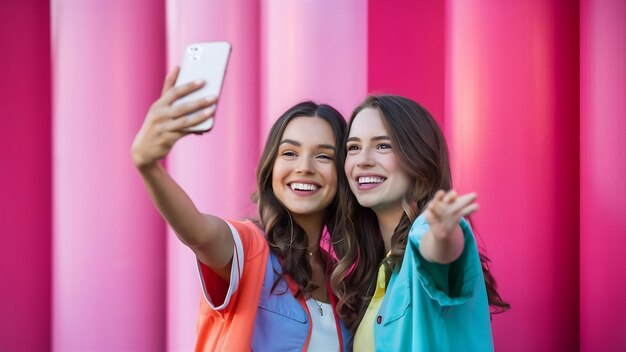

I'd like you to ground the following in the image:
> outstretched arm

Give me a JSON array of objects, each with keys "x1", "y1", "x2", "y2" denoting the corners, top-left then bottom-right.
[
  {"x1": 419, "y1": 190, "x2": 479, "y2": 264},
  {"x1": 131, "y1": 67, "x2": 234, "y2": 281}
]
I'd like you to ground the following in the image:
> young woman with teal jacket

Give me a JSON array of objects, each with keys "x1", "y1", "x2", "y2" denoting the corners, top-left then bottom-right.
[{"x1": 330, "y1": 95, "x2": 510, "y2": 351}]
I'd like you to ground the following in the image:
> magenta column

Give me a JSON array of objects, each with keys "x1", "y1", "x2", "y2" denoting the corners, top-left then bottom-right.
[
  {"x1": 261, "y1": 0, "x2": 367, "y2": 135},
  {"x1": 0, "y1": 0, "x2": 52, "y2": 349},
  {"x1": 580, "y1": 0, "x2": 626, "y2": 350},
  {"x1": 164, "y1": 1, "x2": 260, "y2": 350},
  {"x1": 52, "y1": 1, "x2": 166, "y2": 350},
  {"x1": 447, "y1": 0, "x2": 579, "y2": 350},
  {"x1": 368, "y1": 0, "x2": 446, "y2": 126}
]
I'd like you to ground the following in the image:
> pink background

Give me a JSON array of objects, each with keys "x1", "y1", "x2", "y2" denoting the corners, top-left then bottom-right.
[{"x1": 1, "y1": 0, "x2": 624, "y2": 351}]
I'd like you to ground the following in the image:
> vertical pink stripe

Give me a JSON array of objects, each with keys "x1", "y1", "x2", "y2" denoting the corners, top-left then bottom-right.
[
  {"x1": 52, "y1": 1, "x2": 166, "y2": 350},
  {"x1": 165, "y1": 1, "x2": 260, "y2": 350},
  {"x1": 0, "y1": 0, "x2": 52, "y2": 349},
  {"x1": 368, "y1": 0, "x2": 446, "y2": 126},
  {"x1": 261, "y1": 0, "x2": 367, "y2": 137},
  {"x1": 580, "y1": 0, "x2": 626, "y2": 350},
  {"x1": 447, "y1": 0, "x2": 579, "y2": 350}
]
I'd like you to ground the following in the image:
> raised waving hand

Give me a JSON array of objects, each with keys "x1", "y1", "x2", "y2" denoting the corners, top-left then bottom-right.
[{"x1": 420, "y1": 190, "x2": 479, "y2": 264}]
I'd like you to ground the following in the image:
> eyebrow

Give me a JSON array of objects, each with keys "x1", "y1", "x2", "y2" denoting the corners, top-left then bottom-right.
[
  {"x1": 280, "y1": 139, "x2": 336, "y2": 151},
  {"x1": 280, "y1": 139, "x2": 301, "y2": 147},
  {"x1": 346, "y1": 136, "x2": 390, "y2": 142}
]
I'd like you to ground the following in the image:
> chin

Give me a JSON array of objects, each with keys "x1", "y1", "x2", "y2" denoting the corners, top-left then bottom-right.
[
  {"x1": 285, "y1": 204, "x2": 325, "y2": 216},
  {"x1": 355, "y1": 197, "x2": 379, "y2": 209}
]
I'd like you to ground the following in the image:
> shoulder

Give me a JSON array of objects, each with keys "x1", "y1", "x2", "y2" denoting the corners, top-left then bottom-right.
[{"x1": 225, "y1": 219, "x2": 268, "y2": 261}]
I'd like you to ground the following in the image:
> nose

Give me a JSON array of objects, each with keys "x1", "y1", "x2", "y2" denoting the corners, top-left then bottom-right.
[
  {"x1": 355, "y1": 149, "x2": 375, "y2": 168},
  {"x1": 295, "y1": 156, "x2": 315, "y2": 175}
]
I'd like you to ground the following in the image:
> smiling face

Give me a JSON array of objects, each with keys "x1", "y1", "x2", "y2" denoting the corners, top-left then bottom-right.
[
  {"x1": 271, "y1": 116, "x2": 338, "y2": 218},
  {"x1": 344, "y1": 107, "x2": 411, "y2": 214}
]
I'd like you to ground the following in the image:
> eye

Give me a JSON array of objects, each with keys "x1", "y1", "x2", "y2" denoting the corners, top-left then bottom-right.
[
  {"x1": 376, "y1": 143, "x2": 392, "y2": 150},
  {"x1": 281, "y1": 150, "x2": 297, "y2": 159},
  {"x1": 316, "y1": 153, "x2": 334, "y2": 161},
  {"x1": 347, "y1": 144, "x2": 361, "y2": 151}
]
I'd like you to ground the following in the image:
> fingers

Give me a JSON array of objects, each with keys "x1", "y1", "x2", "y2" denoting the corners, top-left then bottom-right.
[
  {"x1": 159, "y1": 79, "x2": 207, "y2": 106},
  {"x1": 161, "y1": 66, "x2": 180, "y2": 95},
  {"x1": 447, "y1": 192, "x2": 477, "y2": 213},
  {"x1": 169, "y1": 96, "x2": 218, "y2": 120},
  {"x1": 433, "y1": 190, "x2": 445, "y2": 203},
  {"x1": 424, "y1": 208, "x2": 435, "y2": 225},
  {"x1": 149, "y1": 96, "x2": 217, "y2": 128},
  {"x1": 428, "y1": 190, "x2": 479, "y2": 219},
  {"x1": 459, "y1": 203, "x2": 480, "y2": 217},
  {"x1": 428, "y1": 190, "x2": 452, "y2": 216},
  {"x1": 161, "y1": 105, "x2": 216, "y2": 132},
  {"x1": 442, "y1": 190, "x2": 457, "y2": 203}
]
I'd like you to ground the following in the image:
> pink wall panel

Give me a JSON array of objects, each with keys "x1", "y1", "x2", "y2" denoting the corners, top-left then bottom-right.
[
  {"x1": 368, "y1": 0, "x2": 446, "y2": 127},
  {"x1": 0, "y1": 0, "x2": 52, "y2": 349},
  {"x1": 447, "y1": 0, "x2": 579, "y2": 350},
  {"x1": 51, "y1": 1, "x2": 166, "y2": 350},
  {"x1": 165, "y1": 1, "x2": 261, "y2": 350},
  {"x1": 261, "y1": 0, "x2": 367, "y2": 136},
  {"x1": 580, "y1": 0, "x2": 626, "y2": 350},
  {"x1": 2, "y1": 1, "x2": 624, "y2": 350}
]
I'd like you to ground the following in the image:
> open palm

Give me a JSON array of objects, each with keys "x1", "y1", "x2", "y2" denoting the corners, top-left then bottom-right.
[{"x1": 424, "y1": 190, "x2": 479, "y2": 240}]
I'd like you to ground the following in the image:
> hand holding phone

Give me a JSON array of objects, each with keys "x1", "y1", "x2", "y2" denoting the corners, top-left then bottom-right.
[
  {"x1": 132, "y1": 69, "x2": 218, "y2": 169},
  {"x1": 173, "y1": 41, "x2": 231, "y2": 133}
]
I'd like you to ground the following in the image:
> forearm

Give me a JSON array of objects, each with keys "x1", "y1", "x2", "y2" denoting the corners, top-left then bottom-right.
[
  {"x1": 137, "y1": 162, "x2": 222, "y2": 248},
  {"x1": 137, "y1": 162, "x2": 234, "y2": 276},
  {"x1": 419, "y1": 225, "x2": 465, "y2": 264},
  {"x1": 131, "y1": 70, "x2": 233, "y2": 279}
]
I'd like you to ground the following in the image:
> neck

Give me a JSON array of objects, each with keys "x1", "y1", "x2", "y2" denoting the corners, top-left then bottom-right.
[
  {"x1": 292, "y1": 212, "x2": 325, "y2": 253},
  {"x1": 373, "y1": 205, "x2": 405, "y2": 253}
]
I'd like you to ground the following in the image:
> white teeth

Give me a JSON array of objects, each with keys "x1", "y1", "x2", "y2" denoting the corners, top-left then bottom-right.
[
  {"x1": 358, "y1": 177, "x2": 385, "y2": 184},
  {"x1": 290, "y1": 183, "x2": 319, "y2": 191}
]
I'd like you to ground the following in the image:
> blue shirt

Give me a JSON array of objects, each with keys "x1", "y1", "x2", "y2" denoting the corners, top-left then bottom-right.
[
  {"x1": 253, "y1": 252, "x2": 353, "y2": 351},
  {"x1": 196, "y1": 220, "x2": 352, "y2": 351}
]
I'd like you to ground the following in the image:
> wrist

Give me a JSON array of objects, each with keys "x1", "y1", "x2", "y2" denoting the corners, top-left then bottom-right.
[{"x1": 133, "y1": 154, "x2": 161, "y2": 173}]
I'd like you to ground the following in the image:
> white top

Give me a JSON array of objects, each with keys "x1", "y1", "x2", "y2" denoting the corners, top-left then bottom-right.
[{"x1": 305, "y1": 298, "x2": 340, "y2": 352}]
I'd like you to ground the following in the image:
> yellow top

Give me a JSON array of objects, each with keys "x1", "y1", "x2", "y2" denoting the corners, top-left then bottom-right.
[{"x1": 353, "y1": 262, "x2": 387, "y2": 351}]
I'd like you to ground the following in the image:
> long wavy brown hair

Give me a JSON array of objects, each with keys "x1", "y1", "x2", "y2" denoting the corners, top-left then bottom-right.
[
  {"x1": 252, "y1": 101, "x2": 352, "y2": 298},
  {"x1": 332, "y1": 95, "x2": 510, "y2": 330}
]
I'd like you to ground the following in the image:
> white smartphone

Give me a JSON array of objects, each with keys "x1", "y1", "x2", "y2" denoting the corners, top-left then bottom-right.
[{"x1": 173, "y1": 41, "x2": 231, "y2": 133}]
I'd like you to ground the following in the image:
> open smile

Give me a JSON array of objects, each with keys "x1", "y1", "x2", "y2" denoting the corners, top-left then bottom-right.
[
  {"x1": 288, "y1": 181, "x2": 321, "y2": 196},
  {"x1": 356, "y1": 176, "x2": 386, "y2": 190}
]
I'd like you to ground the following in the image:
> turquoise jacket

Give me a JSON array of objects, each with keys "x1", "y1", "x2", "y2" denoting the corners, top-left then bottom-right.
[{"x1": 372, "y1": 215, "x2": 494, "y2": 351}]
